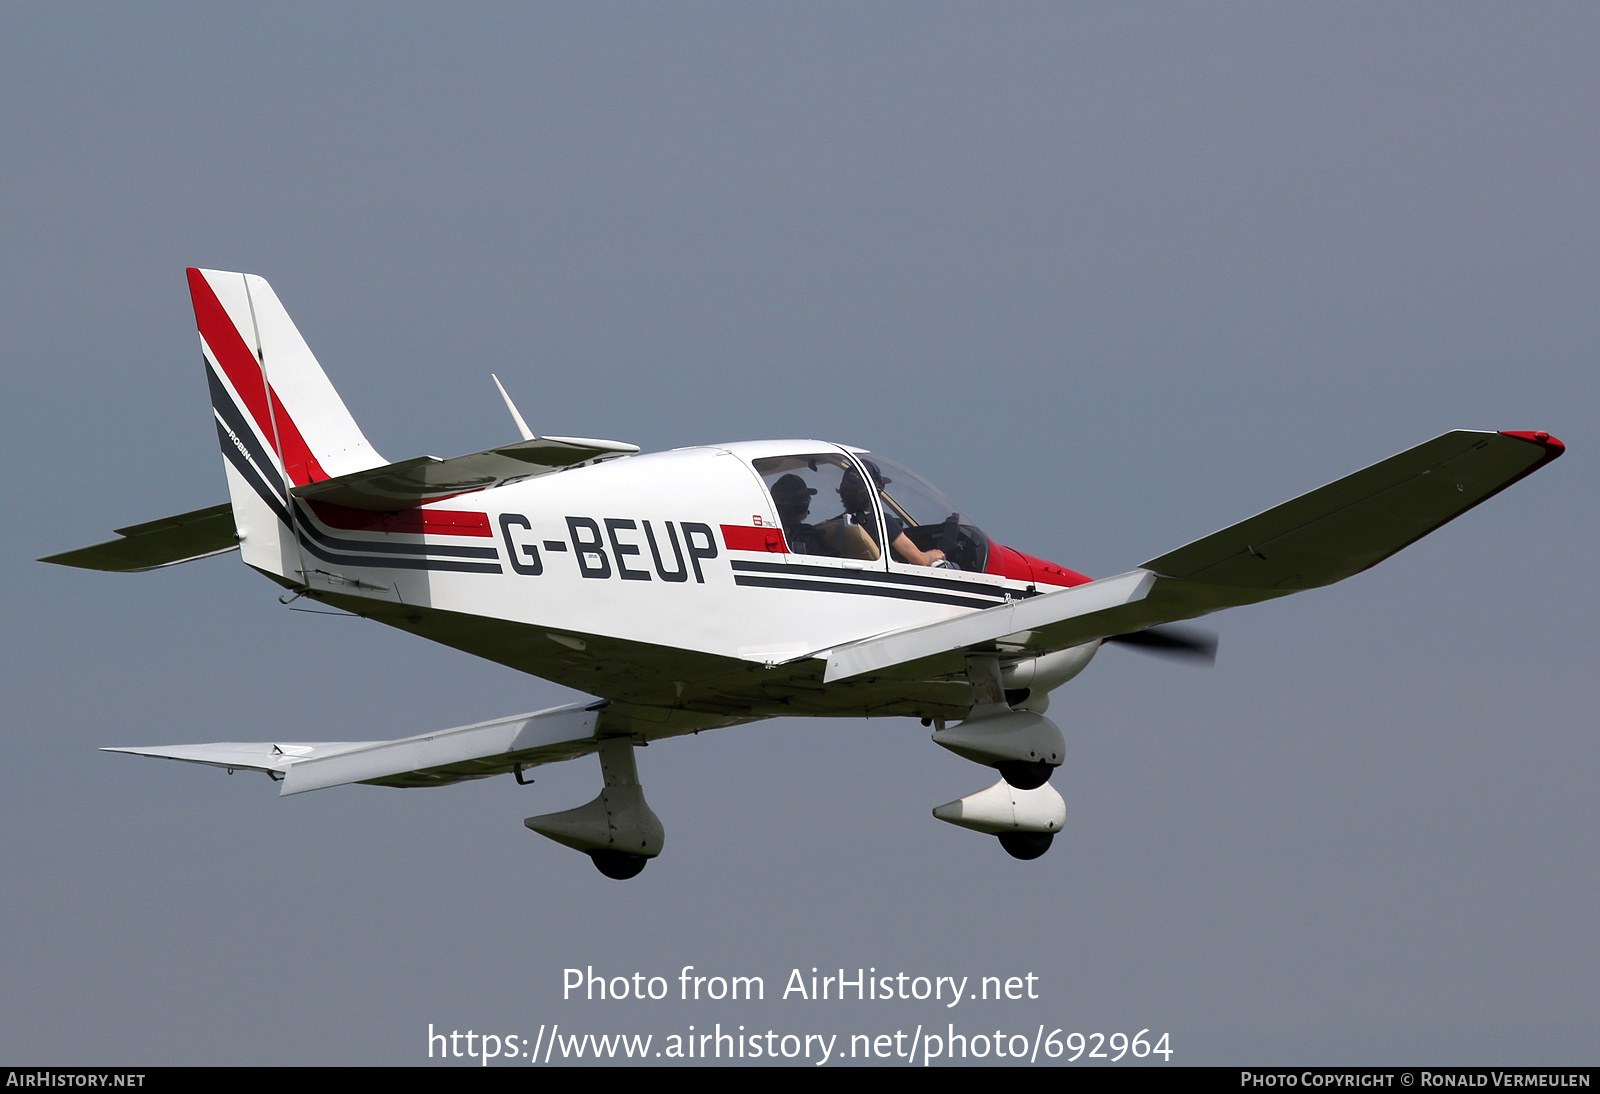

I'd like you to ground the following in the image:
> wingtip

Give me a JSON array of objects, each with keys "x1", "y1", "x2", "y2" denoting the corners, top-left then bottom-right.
[{"x1": 1499, "y1": 430, "x2": 1565, "y2": 456}]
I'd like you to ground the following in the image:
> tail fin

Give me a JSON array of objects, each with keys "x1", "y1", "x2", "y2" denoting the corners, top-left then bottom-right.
[{"x1": 188, "y1": 268, "x2": 385, "y2": 578}]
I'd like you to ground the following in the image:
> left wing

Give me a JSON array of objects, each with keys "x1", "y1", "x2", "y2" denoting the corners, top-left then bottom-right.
[{"x1": 822, "y1": 429, "x2": 1564, "y2": 682}]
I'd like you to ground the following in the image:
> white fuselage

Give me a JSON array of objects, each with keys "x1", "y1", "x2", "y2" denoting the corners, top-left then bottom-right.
[{"x1": 241, "y1": 440, "x2": 1038, "y2": 666}]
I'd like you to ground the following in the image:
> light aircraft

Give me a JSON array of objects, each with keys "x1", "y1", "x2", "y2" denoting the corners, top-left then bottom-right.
[{"x1": 43, "y1": 269, "x2": 1566, "y2": 879}]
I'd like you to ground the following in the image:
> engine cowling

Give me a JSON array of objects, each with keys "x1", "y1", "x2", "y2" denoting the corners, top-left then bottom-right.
[{"x1": 999, "y1": 641, "x2": 1101, "y2": 711}]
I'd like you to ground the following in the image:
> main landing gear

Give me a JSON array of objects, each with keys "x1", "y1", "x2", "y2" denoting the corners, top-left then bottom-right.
[
  {"x1": 524, "y1": 737, "x2": 664, "y2": 880},
  {"x1": 930, "y1": 654, "x2": 1072, "y2": 860}
]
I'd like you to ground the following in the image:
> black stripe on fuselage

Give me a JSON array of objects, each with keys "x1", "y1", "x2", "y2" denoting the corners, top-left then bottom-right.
[
  {"x1": 215, "y1": 423, "x2": 504, "y2": 575},
  {"x1": 210, "y1": 359, "x2": 498, "y2": 561},
  {"x1": 732, "y1": 573, "x2": 1003, "y2": 610},
  {"x1": 295, "y1": 528, "x2": 504, "y2": 574},
  {"x1": 730, "y1": 558, "x2": 1023, "y2": 599}
]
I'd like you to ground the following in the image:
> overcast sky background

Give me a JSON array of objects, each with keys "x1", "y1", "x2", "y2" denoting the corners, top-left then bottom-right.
[{"x1": 1, "y1": 4, "x2": 1594, "y2": 1066}]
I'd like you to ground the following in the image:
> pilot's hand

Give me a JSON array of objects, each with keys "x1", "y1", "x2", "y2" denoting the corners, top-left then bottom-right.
[{"x1": 892, "y1": 532, "x2": 946, "y2": 567}]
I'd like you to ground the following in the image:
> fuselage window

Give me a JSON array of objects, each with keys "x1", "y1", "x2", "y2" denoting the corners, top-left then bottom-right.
[{"x1": 753, "y1": 454, "x2": 880, "y2": 561}]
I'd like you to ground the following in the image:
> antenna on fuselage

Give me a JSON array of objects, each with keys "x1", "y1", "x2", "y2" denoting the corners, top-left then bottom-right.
[{"x1": 492, "y1": 374, "x2": 535, "y2": 441}]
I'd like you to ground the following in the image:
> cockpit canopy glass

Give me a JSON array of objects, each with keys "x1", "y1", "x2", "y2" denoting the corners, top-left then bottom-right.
[
  {"x1": 857, "y1": 452, "x2": 991, "y2": 572},
  {"x1": 753, "y1": 452, "x2": 990, "y2": 571},
  {"x1": 753, "y1": 453, "x2": 884, "y2": 561}
]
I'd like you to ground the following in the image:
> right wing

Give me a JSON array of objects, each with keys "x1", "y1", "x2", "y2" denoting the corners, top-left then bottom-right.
[
  {"x1": 1139, "y1": 429, "x2": 1563, "y2": 590},
  {"x1": 822, "y1": 429, "x2": 1564, "y2": 682}
]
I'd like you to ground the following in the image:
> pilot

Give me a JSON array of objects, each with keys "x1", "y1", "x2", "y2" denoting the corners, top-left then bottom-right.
[
  {"x1": 770, "y1": 473, "x2": 826, "y2": 555},
  {"x1": 838, "y1": 463, "x2": 948, "y2": 567}
]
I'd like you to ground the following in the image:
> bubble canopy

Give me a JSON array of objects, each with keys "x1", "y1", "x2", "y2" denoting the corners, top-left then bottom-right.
[
  {"x1": 752, "y1": 449, "x2": 991, "y2": 571},
  {"x1": 856, "y1": 453, "x2": 976, "y2": 530}
]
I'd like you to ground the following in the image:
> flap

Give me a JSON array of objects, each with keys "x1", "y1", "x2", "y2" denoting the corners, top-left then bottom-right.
[
  {"x1": 278, "y1": 704, "x2": 601, "y2": 794},
  {"x1": 102, "y1": 740, "x2": 365, "y2": 774},
  {"x1": 822, "y1": 570, "x2": 1157, "y2": 681},
  {"x1": 102, "y1": 702, "x2": 605, "y2": 794}
]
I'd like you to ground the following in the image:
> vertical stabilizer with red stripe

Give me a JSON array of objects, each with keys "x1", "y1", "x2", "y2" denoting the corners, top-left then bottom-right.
[{"x1": 188, "y1": 267, "x2": 386, "y2": 581}]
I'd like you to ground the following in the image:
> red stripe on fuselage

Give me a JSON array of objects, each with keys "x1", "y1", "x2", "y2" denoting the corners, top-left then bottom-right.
[
  {"x1": 722, "y1": 524, "x2": 789, "y2": 553},
  {"x1": 187, "y1": 268, "x2": 329, "y2": 487},
  {"x1": 309, "y1": 501, "x2": 494, "y2": 537}
]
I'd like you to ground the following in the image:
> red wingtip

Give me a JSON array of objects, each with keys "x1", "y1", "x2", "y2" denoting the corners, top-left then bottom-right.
[{"x1": 1500, "y1": 430, "x2": 1566, "y2": 456}]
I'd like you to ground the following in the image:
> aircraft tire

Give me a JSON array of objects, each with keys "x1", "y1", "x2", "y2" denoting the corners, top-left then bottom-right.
[
  {"x1": 996, "y1": 760, "x2": 1055, "y2": 790},
  {"x1": 588, "y1": 850, "x2": 650, "y2": 880},
  {"x1": 997, "y1": 831, "x2": 1054, "y2": 861}
]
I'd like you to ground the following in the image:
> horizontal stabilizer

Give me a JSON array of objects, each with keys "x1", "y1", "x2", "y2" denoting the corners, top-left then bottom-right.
[
  {"x1": 104, "y1": 702, "x2": 604, "y2": 795},
  {"x1": 290, "y1": 437, "x2": 639, "y2": 510},
  {"x1": 40, "y1": 503, "x2": 238, "y2": 572}
]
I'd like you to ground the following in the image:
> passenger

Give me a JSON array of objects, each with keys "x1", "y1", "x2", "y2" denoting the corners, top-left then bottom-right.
[
  {"x1": 770, "y1": 473, "x2": 826, "y2": 555},
  {"x1": 838, "y1": 463, "x2": 948, "y2": 567}
]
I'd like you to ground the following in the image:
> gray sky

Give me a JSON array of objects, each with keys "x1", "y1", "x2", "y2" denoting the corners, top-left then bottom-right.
[{"x1": 2, "y1": 4, "x2": 1594, "y2": 1066}]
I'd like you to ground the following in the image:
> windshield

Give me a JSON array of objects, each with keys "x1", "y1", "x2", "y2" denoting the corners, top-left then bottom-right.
[
  {"x1": 852, "y1": 453, "x2": 992, "y2": 572},
  {"x1": 856, "y1": 454, "x2": 973, "y2": 529}
]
